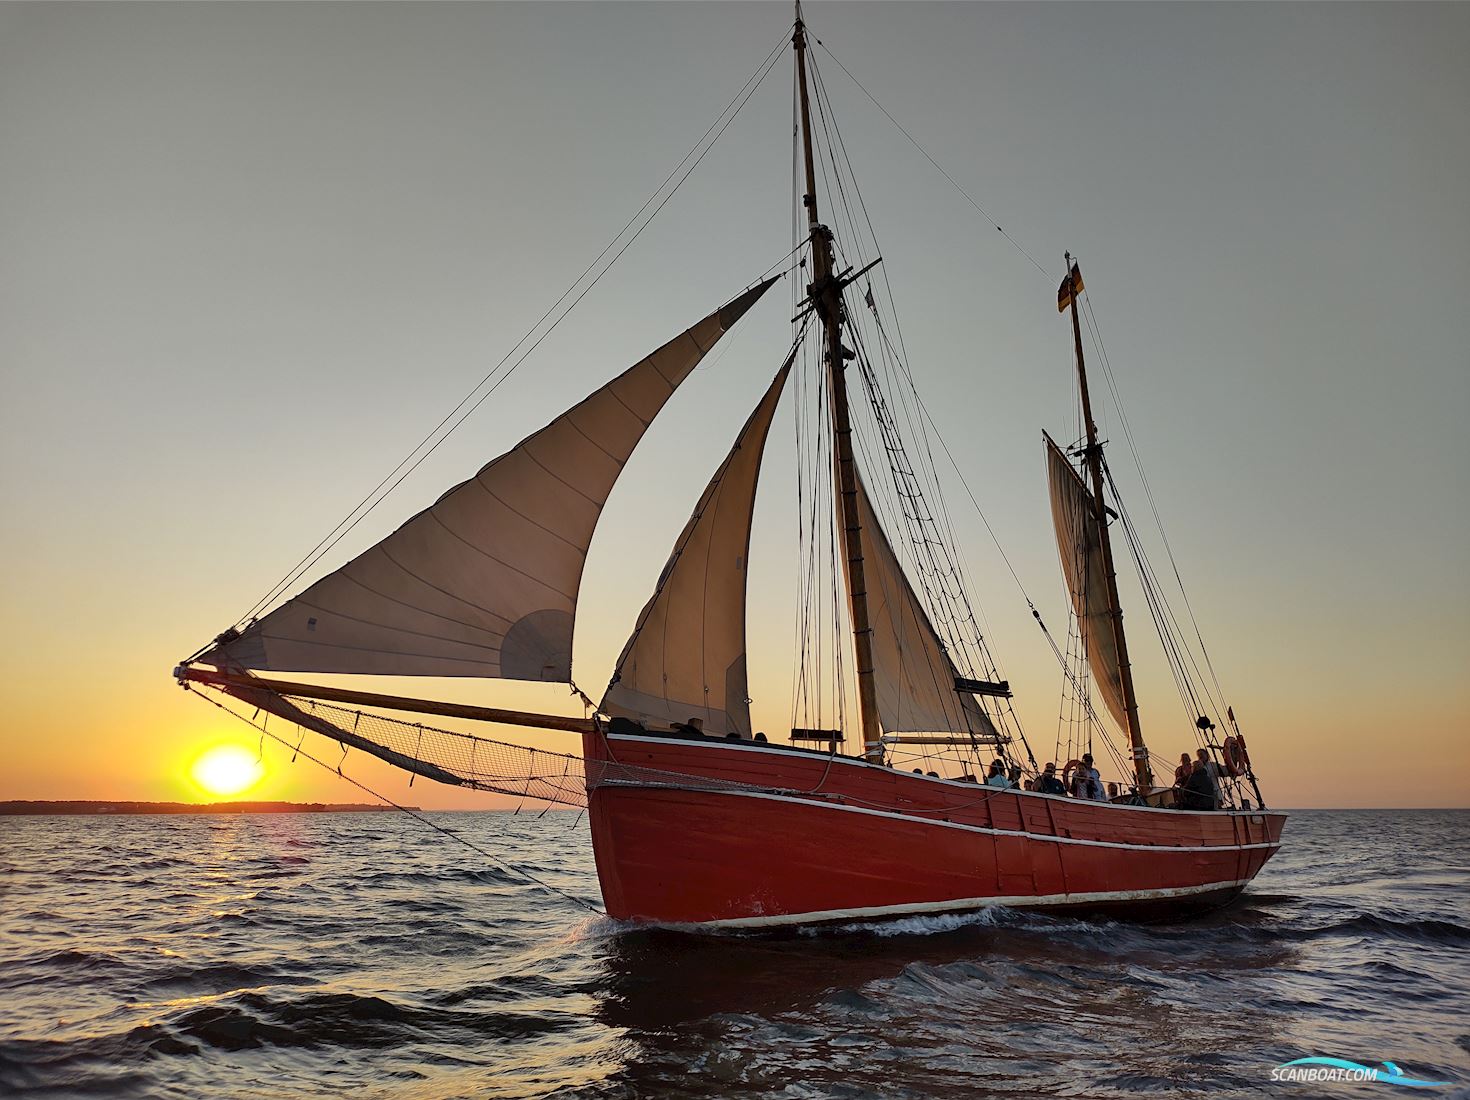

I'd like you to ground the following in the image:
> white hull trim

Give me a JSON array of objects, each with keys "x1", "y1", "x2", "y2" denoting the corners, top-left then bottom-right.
[
  {"x1": 601, "y1": 782, "x2": 1284, "y2": 855},
  {"x1": 703, "y1": 878, "x2": 1256, "y2": 929},
  {"x1": 603, "y1": 732, "x2": 1275, "y2": 819}
]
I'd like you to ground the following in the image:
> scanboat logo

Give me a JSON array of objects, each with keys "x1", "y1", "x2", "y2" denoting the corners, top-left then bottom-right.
[{"x1": 1270, "y1": 1058, "x2": 1449, "y2": 1089}]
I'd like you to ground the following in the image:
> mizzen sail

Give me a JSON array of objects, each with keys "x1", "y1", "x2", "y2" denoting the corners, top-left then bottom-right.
[
  {"x1": 600, "y1": 356, "x2": 792, "y2": 736},
  {"x1": 1044, "y1": 431, "x2": 1129, "y2": 731},
  {"x1": 204, "y1": 279, "x2": 776, "y2": 682},
  {"x1": 854, "y1": 468, "x2": 1002, "y2": 741}
]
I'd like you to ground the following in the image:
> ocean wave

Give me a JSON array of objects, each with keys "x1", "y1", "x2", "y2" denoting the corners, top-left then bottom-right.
[
  {"x1": 166, "y1": 991, "x2": 575, "y2": 1050},
  {"x1": 135, "y1": 962, "x2": 319, "y2": 995},
  {"x1": 1, "y1": 947, "x2": 136, "y2": 987},
  {"x1": 3, "y1": 809, "x2": 1467, "y2": 1099},
  {"x1": 0, "y1": 1042, "x2": 160, "y2": 1097},
  {"x1": 1295, "y1": 913, "x2": 1470, "y2": 945},
  {"x1": 430, "y1": 973, "x2": 567, "y2": 1006},
  {"x1": 348, "y1": 866, "x2": 525, "y2": 888},
  {"x1": 813, "y1": 907, "x2": 1017, "y2": 938}
]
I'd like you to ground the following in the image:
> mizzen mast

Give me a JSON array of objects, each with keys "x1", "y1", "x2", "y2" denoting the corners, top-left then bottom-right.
[
  {"x1": 1060, "y1": 255, "x2": 1154, "y2": 792},
  {"x1": 793, "y1": 9, "x2": 882, "y2": 763}
]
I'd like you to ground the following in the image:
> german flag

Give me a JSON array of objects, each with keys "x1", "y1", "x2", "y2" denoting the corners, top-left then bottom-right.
[{"x1": 1057, "y1": 263, "x2": 1084, "y2": 313}]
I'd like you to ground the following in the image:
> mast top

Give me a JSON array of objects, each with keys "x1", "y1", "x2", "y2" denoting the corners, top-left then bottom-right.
[
  {"x1": 790, "y1": 6, "x2": 883, "y2": 764},
  {"x1": 1058, "y1": 256, "x2": 1154, "y2": 792}
]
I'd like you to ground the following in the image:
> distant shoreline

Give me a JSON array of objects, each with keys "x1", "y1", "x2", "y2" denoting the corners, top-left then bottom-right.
[{"x1": 0, "y1": 800, "x2": 417, "y2": 816}]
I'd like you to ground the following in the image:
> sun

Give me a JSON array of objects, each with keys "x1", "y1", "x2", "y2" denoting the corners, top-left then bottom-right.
[{"x1": 190, "y1": 744, "x2": 266, "y2": 798}]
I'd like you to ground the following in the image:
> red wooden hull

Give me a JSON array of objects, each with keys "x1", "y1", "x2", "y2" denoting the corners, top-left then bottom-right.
[{"x1": 582, "y1": 731, "x2": 1286, "y2": 928}]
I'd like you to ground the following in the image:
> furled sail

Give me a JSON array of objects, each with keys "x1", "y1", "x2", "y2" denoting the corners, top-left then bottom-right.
[
  {"x1": 853, "y1": 468, "x2": 1002, "y2": 741},
  {"x1": 1044, "y1": 432, "x2": 1129, "y2": 730},
  {"x1": 600, "y1": 356, "x2": 792, "y2": 737},
  {"x1": 203, "y1": 278, "x2": 777, "y2": 682}
]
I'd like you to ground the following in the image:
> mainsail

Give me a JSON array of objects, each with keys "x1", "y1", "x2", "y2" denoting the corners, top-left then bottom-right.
[
  {"x1": 203, "y1": 279, "x2": 776, "y2": 682},
  {"x1": 1044, "y1": 431, "x2": 1129, "y2": 731},
  {"x1": 600, "y1": 357, "x2": 792, "y2": 736},
  {"x1": 853, "y1": 468, "x2": 1002, "y2": 741}
]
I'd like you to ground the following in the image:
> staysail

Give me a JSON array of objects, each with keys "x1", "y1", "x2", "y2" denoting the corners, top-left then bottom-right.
[
  {"x1": 1044, "y1": 431, "x2": 1129, "y2": 731},
  {"x1": 599, "y1": 357, "x2": 792, "y2": 736},
  {"x1": 203, "y1": 279, "x2": 776, "y2": 682},
  {"x1": 853, "y1": 468, "x2": 1002, "y2": 741}
]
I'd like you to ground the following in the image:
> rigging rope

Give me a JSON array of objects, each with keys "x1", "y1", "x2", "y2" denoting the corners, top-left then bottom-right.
[
  {"x1": 802, "y1": 42, "x2": 1041, "y2": 776},
  {"x1": 811, "y1": 36, "x2": 1052, "y2": 281},
  {"x1": 800, "y1": 16, "x2": 1248, "y2": 799},
  {"x1": 1081, "y1": 291, "x2": 1236, "y2": 719},
  {"x1": 799, "y1": 21, "x2": 1176, "y2": 794},
  {"x1": 230, "y1": 29, "x2": 792, "y2": 632},
  {"x1": 186, "y1": 684, "x2": 605, "y2": 915},
  {"x1": 805, "y1": 14, "x2": 1234, "y2": 794}
]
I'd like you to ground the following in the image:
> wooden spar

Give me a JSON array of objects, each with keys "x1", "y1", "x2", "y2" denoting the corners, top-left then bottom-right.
[
  {"x1": 1063, "y1": 255, "x2": 1154, "y2": 792},
  {"x1": 177, "y1": 665, "x2": 595, "y2": 734},
  {"x1": 880, "y1": 734, "x2": 1007, "y2": 747},
  {"x1": 794, "y1": 8, "x2": 883, "y2": 765},
  {"x1": 790, "y1": 728, "x2": 845, "y2": 742}
]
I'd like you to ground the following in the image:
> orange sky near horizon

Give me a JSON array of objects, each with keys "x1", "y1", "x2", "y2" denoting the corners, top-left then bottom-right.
[
  {"x1": 3, "y1": 602, "x2": 1467, "y2": 811},
  {"x1": 2, "y1": 4, "x2": 1467, "y2": 813}
]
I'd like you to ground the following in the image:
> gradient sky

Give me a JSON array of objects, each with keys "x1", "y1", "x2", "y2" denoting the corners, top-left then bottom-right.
[{"x1": 2, "y1": 3, "x2": 1466, "y2": 811}]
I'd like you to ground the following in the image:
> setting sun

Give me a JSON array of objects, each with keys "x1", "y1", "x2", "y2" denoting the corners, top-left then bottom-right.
[{"x1": 189, "y1": 745, "x2": 265, "y2": 798}]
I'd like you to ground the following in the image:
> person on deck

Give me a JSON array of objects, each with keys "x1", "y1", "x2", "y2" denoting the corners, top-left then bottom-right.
[
  {"x1": 1008, "y1": 764, "x2": 1024, "y2": 788},
  {"x1": 672, "y1": 717, "x2": 705, "y2": 738},
  {"x1": 1067, "y1": 764, "x2": 1086, "y2": 798},
  {"x1": 1195, "y1": 748, "x2": 1223, "y2": 805},
  {"x1": 1178, "y1": 759, "x2": 1218, "y2": 811},
  {"x1": 1174, "y1": 752, "x2": 1192, "y2": 787},
  {"x1": 1079, "y1": 753, "x2": 1105, "y2": 800},
  {"x1": 985, "y1": 760, "x2": 1012, "y2": 788},
  {"x1": 1036, "y1": 762, "x2": 1067, "y2": 795}
]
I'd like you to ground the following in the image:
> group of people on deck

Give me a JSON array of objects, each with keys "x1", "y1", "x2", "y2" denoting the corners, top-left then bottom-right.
[
  {"x1": 982, "y1": 753, "x2": 1112, "y2": 801},
  {"x1": 1173, "y1": 748, "x2": 1224, "y2": 811},
  {"x1": 668, "y1": 713, "x2": 1232, "y2": 811},
  {"x1": 970, "y1": 746, "x2": 1228, "y2": 810}
]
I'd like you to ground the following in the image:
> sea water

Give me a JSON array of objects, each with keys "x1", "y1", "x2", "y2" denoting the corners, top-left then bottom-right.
[{"x1": 2, "y1": 809, "x2": 1467, "y2": 1098}]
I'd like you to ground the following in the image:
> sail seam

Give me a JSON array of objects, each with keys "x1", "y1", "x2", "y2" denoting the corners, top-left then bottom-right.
[
  {"x1": 285, "y1": 598, "x2": 506, "y2": 654},
  {"x1": 517, "y1": 448, "x2": 605, "y2": 511},
  {"x1": 558, "y1": 409, "x2": 626, "y2": 465},
  {"x1": 605, "y1": 385, "x2": 653, "y2": 428},
  {"x1": 654, "y1": 331, "x2": 710, "y2": 387},
  {"x1": 253, "y1": 633, "x2": 498, "y2": 666},
  {"x1": 375, "y1": 546, "x2": 520, "y2": 626},
  {"x1": 421, "y1": 510, "x2": 579, "y2": 601},
  {"x1": 466, "y1": 479, "x2": 586, "y2": 553},
  {"x1": 334, "y1": 572, "x2": 510, "y2": 640}
]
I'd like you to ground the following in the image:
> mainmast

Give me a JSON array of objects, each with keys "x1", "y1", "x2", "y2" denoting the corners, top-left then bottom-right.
[
  {"x1": 1062, "y1": 255, "x2": 1154, "y2": 792},
  {"x1": 793, "y1": 9, "x2": 883, "y2": 764}
]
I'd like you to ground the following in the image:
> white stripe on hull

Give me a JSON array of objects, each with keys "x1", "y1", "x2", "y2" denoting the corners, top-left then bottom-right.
[
  {"x1": 603, "y1": 732, "x2": 1276, "y2": 820},
  {"x1": 703, "y1": 878, "x2": 1255, "y2": 929},
  {"x1": 596, "y1": 782, "x2": 1284, "y2": 855}
]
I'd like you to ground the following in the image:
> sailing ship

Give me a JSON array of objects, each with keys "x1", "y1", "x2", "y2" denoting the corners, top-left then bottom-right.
[{"x1": 175, "y1": 8, "x2": 1285, "y2": 928}]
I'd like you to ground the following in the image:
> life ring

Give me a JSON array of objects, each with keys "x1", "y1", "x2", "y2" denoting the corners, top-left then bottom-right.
[
  {"x1": 1062, "y1": 758, "x2": 1087, "y2": 793},
  {"x1": 1223, "y1": 735, "x2": 1251, "y2": 777}
]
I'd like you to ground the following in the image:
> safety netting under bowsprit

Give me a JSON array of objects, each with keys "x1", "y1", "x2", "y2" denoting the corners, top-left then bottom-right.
[
  {"x1": 215, "y1": 688, "x2": 588, "y2": 807},
  {"x1": 209, "y1": 685, "x2": 785, "y2": 809}
]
